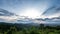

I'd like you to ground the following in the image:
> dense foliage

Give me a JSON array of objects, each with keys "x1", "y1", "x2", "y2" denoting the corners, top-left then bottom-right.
[{"x1": 0, "y1": 22, "x2": 60, "y2": 34}]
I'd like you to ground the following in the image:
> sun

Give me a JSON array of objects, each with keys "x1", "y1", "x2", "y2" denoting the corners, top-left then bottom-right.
[{"x1": 20, "y1": 8, "x2": 40, "y2": 18}]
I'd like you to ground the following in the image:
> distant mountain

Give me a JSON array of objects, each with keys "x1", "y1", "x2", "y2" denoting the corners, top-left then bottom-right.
[{"x1": 42, "y1": 16, "x2": 60, "y2": 25}]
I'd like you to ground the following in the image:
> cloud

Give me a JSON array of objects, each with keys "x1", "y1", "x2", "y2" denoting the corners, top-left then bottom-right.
[{"x1": 42, "y1": 5, "x2": 60, "y2": 18}]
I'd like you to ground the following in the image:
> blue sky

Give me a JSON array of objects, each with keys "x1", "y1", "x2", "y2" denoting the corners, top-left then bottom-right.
[{"x1": 0, "y1": 0, "x2": 60, "y2": 18}]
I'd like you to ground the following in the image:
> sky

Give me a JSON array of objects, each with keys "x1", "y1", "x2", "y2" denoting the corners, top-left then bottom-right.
[
  {"x1": 0, "y1": 0, "x2": 60, "y2": 18},
  {"x1": 42, "y1": 0, "x2": 60, "y2": 18}
]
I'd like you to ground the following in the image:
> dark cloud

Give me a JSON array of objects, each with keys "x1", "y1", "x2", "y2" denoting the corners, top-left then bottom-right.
[
  {"x1": 0, "y1": 8, "x2": 15, "y2": 16},
  {"x1": 42, "y1": 6, "x2": 60, "y2": 16}
]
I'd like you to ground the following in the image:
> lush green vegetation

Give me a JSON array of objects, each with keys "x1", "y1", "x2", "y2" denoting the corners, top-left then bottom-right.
[{"x1": 0, "y1": 22, "x2": 60, "y2": 34}]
